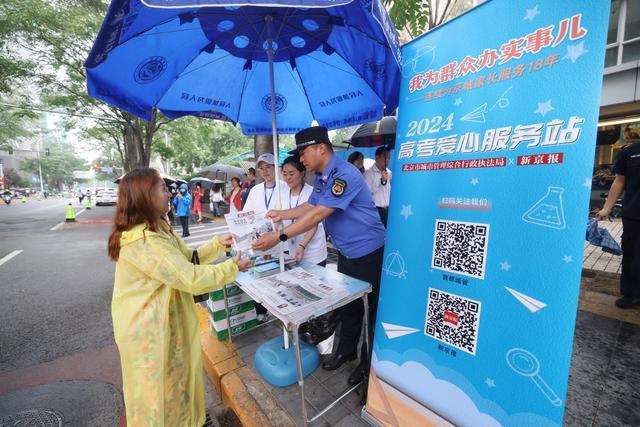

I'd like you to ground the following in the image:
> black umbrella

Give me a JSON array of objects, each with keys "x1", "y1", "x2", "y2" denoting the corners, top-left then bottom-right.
[{"x1": 344, "y1": 116, "x2": 397, "y2": 149}]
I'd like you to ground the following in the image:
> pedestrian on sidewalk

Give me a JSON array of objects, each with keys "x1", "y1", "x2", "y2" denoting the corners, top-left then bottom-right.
[
  {"x1": 597, "y1": 125, "x2": 640, "y2": 309},
  {"x1": 108, "y1": 168, "x2": 251, "y2": 427},
  {"x1": 192, "y1": 182, "x2": 204, "y2": 223},
  {"x1": 174, "y1": 183, "x2": 192, "y2": 237},
  {"x1": 209, "y1": 184, "x2": 223, "y2": 217},
  {"x1": 225, "y1": 177, "x2": 243, "y2": 215},
  {"x1": 241, "y1": 167, "x2": 256, "y2": 209}
]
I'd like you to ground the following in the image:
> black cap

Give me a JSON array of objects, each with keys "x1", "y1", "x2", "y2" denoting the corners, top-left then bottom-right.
[{"x1": 290, "y1": 126, "x2": 331, "y2": 155}]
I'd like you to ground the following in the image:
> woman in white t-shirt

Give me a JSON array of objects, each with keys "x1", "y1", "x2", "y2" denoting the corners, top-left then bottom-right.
[
  {"x1": 209, "y1": 184, "x2": 224, "y2": 217},
  {"x1": 281, "y1": 156, "x2": 327, "y2": 265}
]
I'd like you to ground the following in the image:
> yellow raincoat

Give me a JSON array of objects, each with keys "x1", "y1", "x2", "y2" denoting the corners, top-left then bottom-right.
[{"x1": 112, "y1": 222, "x2": 238, "y2": 426}]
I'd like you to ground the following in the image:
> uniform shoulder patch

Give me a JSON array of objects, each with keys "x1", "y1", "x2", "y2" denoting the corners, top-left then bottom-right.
[{"x1": 331, "y1": 178, "x2": 347, "y2": 196}]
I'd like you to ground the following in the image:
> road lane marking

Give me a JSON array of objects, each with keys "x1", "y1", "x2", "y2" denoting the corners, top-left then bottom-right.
[{"x1": 0, "y1": 250, "x2": 23, "y2": 267}]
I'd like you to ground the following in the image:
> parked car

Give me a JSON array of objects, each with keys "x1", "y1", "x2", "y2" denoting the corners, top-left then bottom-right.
[{"x1": 95, "y1": 188, "x2": 117, "y2": 206}]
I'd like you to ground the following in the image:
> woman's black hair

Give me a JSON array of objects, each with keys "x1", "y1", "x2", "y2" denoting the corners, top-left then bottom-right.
[
  {"x1": 282, "y1": 155, "x2": 305, "y2": 173},
  {"x1": 231, "y1": 177, "x2": 241, "y2": 185},
  {"x1": 347, "y1": 151, "x2": 364, "y2": 164}
]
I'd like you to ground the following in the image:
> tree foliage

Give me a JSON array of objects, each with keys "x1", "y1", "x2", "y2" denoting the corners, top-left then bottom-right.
[
  {"x1": 19, "y1": 139, "x2": 87, "y2": 190},
  {"x1": 386, "y1": 0, "x2": 473, "y2": 39}
]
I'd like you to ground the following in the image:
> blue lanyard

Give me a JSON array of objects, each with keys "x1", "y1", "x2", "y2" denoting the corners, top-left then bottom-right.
[
  {"x1": 289, "y1": 185, "x2": 305, "y2": 209},
  {"x1": 264, "y1": 184, "x2": 275, "y2": 209}
]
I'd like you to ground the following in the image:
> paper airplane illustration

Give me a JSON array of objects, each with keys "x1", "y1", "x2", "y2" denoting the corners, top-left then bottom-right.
[
  {"x1": 381, "y1": 322, "x2": 419, "y2": 339},
  {"x1": 504, "y1": 287, "x2": 547, "y2": 313},
  {"x1": 460, "y1": 103, "x2": 488, "y2": 123}
]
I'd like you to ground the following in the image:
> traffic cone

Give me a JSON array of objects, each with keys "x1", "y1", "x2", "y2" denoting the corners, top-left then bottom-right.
[
  {"x1": 85, "y1": 195, "x2": 91, "y2": 210},
  {"x1": 65, "y1": 202, "x2": 76, "y2": 222}
]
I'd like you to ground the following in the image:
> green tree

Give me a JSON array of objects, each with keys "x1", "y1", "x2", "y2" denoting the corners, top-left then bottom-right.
[
  {"x1": 0, "y1": 107, "x2": 37, "y2": 153},
  {"x1": 157, "y1": 118, "x2": 252, "y2": 174},
  {"x1": 1, "y1": 0, "x2": 169, "y2": 172},
  {"x1": 19, "y1": 140, "x2": 86, "y2": 190},
  {"x1": 387, "y1": 0, "x2": 474, "y2": 39}
]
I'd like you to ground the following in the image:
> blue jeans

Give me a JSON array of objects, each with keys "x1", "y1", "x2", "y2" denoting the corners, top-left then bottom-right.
[{"x1": 211, "y1": 201, "x2": 221, "y2": 216}]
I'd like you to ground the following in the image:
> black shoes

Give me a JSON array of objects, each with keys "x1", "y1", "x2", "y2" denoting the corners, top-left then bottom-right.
[
  {"x1": 615, "y1": 296, "x2": 640, "y2": 309},
  {"x1": 348, "y1": 367, "x2": 365, "y2": 386},
  {"x1": 321, "y1": 352, "x2": 357, "y2": 371}
]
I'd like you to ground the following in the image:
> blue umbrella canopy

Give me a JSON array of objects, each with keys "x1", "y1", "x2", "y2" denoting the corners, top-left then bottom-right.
[{"x1": 85, "y1": 0, "x2": 402, "y2": 135}]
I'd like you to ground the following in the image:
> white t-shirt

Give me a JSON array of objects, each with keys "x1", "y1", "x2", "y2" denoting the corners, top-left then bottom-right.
[
  {"x1": 283, "y1": 183, "x2": 327, "y2": 264},
  {"x1": 210, "y1": 190, "x2": 223, "y2": 202},
  {"x1": 242, "y1": 181, "x2": 287, "y2": 213}
]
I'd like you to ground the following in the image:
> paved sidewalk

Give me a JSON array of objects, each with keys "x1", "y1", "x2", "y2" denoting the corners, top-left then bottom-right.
[{"x1": 583, "y1": 219, "x2": 622, "y2": 274}]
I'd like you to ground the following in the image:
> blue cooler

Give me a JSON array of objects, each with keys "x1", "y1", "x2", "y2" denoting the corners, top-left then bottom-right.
[{"x1": 254, "y1": 335, "x2": 320, "y2": 387}]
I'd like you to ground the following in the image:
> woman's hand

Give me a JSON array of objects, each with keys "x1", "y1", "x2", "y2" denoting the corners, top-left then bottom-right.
[
  {"x1": 266, "y1": 210, "x2": 282, "y2": 223},
  {"x1": 233, "y1": 252, "x2": 252, "y2": 272},
  {"x1": 218, "y1": 233, "x2": 234, "y2": 246},
  {"x1": 294, "y1": 245, "x2": 305, "y2": 262}
]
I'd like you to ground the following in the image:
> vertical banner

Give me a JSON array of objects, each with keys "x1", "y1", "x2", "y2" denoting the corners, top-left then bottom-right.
[{"x1": 365, "y1": 1, "x2": 609, "y2": 426}]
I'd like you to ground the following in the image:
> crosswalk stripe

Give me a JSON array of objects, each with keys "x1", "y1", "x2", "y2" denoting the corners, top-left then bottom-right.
[
  {"x1": 183, "y1": 226, "x2": 229, "y2": 236},
  {"x1": 173, "y1": 225, "x2": 205, "y2": 231},
  {"x1": 183, "y1": 230, "x2": 229, "y2": 242}
]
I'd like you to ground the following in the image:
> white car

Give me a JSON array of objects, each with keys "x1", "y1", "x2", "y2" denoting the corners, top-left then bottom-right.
[{"x1": 96, "y1": 188, "x2": 117, "y2": 206}]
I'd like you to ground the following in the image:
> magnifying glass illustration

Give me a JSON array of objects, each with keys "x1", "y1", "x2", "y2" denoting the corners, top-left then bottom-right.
[{"x1": 506, "y1": 348, "x2": 562, "y2": 407}]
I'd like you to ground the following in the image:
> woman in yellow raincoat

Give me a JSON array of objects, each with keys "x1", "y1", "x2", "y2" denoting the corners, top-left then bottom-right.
[{"x1": 108, "y1": 168, "x2": 251, "y2": 426}]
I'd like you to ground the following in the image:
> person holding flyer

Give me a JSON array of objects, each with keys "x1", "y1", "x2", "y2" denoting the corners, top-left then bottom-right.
[{"x1": 281, "y1": 155, "x2": 327, "y2": 266}]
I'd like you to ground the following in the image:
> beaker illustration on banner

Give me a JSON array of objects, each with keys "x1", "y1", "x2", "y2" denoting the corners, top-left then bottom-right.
[{"x1": 522, "y1": 186, "x2": 566, "y2": 230}]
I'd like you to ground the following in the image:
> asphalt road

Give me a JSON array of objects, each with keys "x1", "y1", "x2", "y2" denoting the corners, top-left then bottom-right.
[{"x1": 0, "y1": 198, "x2": 117, "y2": 372}]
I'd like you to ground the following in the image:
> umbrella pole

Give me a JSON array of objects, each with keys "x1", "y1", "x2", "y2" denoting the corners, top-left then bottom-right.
[
  {"x1": 265, "y1": 15, "x2": 285, "y2": 275},
  {"x1": 266, "y1": 15, "x2": 289, "y2": 351}
]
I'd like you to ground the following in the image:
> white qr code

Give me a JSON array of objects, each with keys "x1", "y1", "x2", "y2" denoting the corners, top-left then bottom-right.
[
  {"x1": 425, "y1": 288, "x2": 482, "y2": 355},
  {"x1": 431, "y1": 219, "x2": 489, "y2": 279}
]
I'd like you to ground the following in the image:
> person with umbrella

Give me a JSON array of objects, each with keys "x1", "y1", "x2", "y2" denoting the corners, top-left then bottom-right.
[
  {"x1": 192, "y1": 182, "x2": 205, "y2": 223},
  {"x1": 364, "y1": 146, "x2": 392, "y2": 227},
  {"x1": 252, "y1": 126, "x2": 385, "y2": 388}
]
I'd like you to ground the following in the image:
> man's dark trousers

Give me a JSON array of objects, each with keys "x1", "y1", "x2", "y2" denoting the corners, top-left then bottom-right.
[
  {"x1": 621, "y1": 218, "x2": 640, "y2": 298},
  {"x1": 336, "y1": 246, "x2": 384, "y2": 370}
]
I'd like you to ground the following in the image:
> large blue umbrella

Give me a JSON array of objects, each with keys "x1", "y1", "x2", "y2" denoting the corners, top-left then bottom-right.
[{"x1": 85, "y1": 0, "x2": 401, "y2": 136}]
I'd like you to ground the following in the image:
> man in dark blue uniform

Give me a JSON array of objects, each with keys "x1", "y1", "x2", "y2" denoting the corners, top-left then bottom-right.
[
  {"x1": 597, "y1": 125, "x2": 640, "y2": 309},
  {"x1": 252, "y1": 126, "x2": 386, "y2": 387}
]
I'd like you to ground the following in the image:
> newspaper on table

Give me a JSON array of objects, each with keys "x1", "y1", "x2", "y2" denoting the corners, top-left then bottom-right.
[
  {"x1": 224, "y1": 210, "x2": 281, "y2": 257},
  {"x1": 243, "y1": 267, "x2": 350, "y2": 322}
]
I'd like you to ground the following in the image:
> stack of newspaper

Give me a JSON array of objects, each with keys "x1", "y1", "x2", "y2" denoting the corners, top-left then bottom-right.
[
  {"x1": 241, "y1": 267, "x2": 350, "y2": 324},
  {"x1": 207, "y1": 285, "x2": 257, "y2": 341}
]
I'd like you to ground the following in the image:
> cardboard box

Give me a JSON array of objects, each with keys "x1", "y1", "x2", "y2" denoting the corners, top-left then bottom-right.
[
  {"x1": 209, "y1": 309, "x2": 258, "y2": 341},
  {"x1": 209, "y1": 284, "x2": 243, "y2": 301},
  {"x1": 207, "y1": 299, "x2": 256, "y2": 321}
]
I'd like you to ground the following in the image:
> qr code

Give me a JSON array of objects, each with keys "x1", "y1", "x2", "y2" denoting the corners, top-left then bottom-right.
[
  {"x1": 431, "y1": 219, "x2": 489, "y2": 279},
  {"x1": 425, "y1": 288, "x2": 481, "y2": 355}
]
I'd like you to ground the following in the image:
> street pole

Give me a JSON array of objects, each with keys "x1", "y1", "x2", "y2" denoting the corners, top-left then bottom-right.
[{"x1": 36, "y1": 138, "x2": 44, "y2": 194}]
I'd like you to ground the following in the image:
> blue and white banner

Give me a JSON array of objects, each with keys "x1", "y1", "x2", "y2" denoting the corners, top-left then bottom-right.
[{"x1": 366, "y1": 1, "x2": 609, "y2": 426}]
